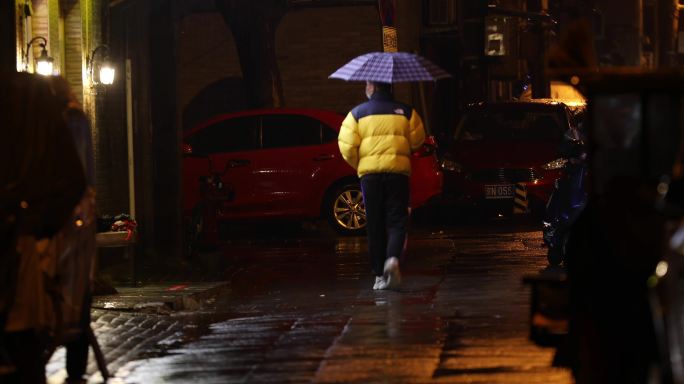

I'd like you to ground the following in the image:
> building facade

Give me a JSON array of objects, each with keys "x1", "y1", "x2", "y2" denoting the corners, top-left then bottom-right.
[{"x1": 3, "y1": 0, "x2": 683, "y2": 266}]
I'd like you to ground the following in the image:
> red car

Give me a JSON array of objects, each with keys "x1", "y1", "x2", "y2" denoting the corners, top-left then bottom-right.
[
  {"x1": 182, "y1": 108, "x2": 442, "y2": 236},
  {"x1": 440, "y1": 100, "x2": 581, "y2": 214}
]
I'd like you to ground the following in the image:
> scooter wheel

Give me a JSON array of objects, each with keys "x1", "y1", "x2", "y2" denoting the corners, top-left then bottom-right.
[
  {"x1": 547, "y1": 233, "x2": 568, "y2": 266},
  {"x1": 547, "y1": 244, "x2": 563, "y2": 266}
]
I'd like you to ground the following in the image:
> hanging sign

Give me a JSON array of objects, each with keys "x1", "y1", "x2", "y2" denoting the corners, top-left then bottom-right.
[
  {"x1": 382, "y1": 26, "x2": 397, "y2": 52},
  {"x1": 378, "y1": 0, "x2": 397, "y2": 52}
]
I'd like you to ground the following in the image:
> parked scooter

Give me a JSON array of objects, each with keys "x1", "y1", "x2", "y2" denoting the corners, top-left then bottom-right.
[
  {"x1": 542, "y1": 130, "x2": 588, "y2": 266},
  {"x1": 185, "y1": 159, "x2": 234, "y2": 258},
  {"x1": 525, "y1": 71, "x2": 684, "y2": 384},
  {"x1": 643, "y1": 175, "x2": 684, "y2": 384}
]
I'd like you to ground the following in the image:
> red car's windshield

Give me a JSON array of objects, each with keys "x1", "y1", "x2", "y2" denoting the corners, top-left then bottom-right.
[{"x1": 454, "y1": 110, "x2": 565, "y2": 142}]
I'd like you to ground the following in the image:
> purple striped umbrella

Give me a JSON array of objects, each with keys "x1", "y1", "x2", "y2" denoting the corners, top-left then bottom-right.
[{"x1": 329, "y1": 51, "x2": 451, "y2": 83}]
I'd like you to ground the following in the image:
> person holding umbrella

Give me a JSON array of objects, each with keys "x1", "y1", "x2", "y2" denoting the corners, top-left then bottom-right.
[
  {"x1": 331, "y1": 52, "x2": 450, "y2": 290},
  {"x1": 337, "y1": 81, "x2": 423, "y2": 290}
]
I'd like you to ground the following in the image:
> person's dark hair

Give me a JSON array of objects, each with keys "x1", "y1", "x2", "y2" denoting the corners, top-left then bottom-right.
[
  {"x1": 0, "y1": 71, "x2": 86, "y2": 238},
  {"x1": 49, "y1": 75, "x2": 80, "y2": 110},
  {"x1": 372, "y1": 82, "x2": 393, "y2": 94},
  {"x1": 48, "y1": 76, "x2": 95, "y2": 185}
]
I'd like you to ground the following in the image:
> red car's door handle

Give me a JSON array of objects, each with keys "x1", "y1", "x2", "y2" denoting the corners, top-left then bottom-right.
[
  {"x1": 228, "y1": 159, "x2": 250, "y2": 167},
  {"x1": 314, "y1": 154, "x2": 335, "y2": 161}
]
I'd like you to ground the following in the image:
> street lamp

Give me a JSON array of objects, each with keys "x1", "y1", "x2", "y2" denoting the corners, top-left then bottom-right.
[
  {"x1": 88, "y1": 45, "x2": 115, "y2": 86},
  {"x1": 24, "y1": 36, "x2": 54, "y2": 76}
]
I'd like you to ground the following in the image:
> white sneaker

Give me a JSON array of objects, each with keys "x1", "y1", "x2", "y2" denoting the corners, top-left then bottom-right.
[
  {"x1": 373, "y1": 276, "x2": 387, "y2": 290},
  {"x1": 383, "y1": 257, "x2": 401, "y2": 290}
]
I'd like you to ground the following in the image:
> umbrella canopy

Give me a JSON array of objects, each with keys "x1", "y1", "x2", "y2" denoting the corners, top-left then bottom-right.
[{"x1": 329, "y1": 51, "x2": 451, "y2": 83}]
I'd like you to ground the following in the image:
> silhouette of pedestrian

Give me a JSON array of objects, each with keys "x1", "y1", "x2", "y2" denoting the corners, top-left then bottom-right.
[{"x1": 0, "y1": 72, "x2": 86, "y2": 384}]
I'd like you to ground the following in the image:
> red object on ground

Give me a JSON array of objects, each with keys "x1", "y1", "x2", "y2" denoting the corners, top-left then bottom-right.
[{"x1": 166, "y1": 284, "x2": 189, "y2": 292}]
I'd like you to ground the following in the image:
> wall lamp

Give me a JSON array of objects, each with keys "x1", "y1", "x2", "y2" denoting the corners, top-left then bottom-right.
[
  {"x1": 24, "y1": 36, "x2": 54, "y2": 76},
  {"x1": 88, "y1": 45, "x2": 115, "y2": 86}
]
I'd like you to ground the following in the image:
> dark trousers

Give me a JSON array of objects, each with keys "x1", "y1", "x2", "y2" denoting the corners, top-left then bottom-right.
[
  {"x1": 66, "y1": 292, "x2": 92, "y2": 382},
  {"x1": 360, "y1": 173, "x2": 410, "y2": 276},
  {"x1": 3, "y1": 330, "x2": 47, "y2": 384}
]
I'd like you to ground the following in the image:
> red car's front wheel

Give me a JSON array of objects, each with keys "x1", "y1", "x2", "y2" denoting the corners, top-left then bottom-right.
[{"x1": 325, "y1": 184, "x2": 366, "y2": 236}]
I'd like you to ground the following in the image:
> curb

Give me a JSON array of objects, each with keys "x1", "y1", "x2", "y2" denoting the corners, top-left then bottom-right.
[{"x1": 92, "y1": 281, "x2": 230, "y2": 313}]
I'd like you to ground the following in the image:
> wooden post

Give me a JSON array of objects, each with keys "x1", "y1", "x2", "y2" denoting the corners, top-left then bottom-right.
[
  {"x1": 149, "y1": 0, "x2": 181, "y2": 261},
  {"x1": 0, "y1": 0, "x2": 15, "y2": 72},
  {"x1": 126, "y1": 59, "x2": 136, "y2": 219},
  {"x1": 657, "y1": 0, "x2": 679, "y2": 67}
]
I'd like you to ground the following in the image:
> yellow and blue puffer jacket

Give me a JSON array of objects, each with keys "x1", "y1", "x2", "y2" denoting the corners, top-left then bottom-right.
[{"x1": 338, "y1": 92, "x2": 425, "y2": 177}]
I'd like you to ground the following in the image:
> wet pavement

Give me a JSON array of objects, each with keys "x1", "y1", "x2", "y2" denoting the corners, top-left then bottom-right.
[{"x1": 47, "y1": 216, "x2": 573, "y2": 383}]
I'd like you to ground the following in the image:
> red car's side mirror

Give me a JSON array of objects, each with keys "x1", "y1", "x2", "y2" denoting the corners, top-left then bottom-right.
[
  {"x1": 413, "y1": 136, "x2": 438, "y2": 157},
  {"x1": 424, "y1": 135, "x2": 437, "y2": 147}
]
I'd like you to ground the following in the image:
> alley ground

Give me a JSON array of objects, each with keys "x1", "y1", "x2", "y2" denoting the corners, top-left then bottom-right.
[{"x1": 47, "y1": 213, "x2": 573, "y2": 383}]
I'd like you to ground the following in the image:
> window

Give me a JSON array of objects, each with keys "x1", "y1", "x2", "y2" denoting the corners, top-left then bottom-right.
[
  {"x1": 426, "y1": 0, "x2": 456, "y2": 26},
  {"x1": 261, "y1": 114, "x2": 323, "y2": 148},
  {"x1": 187, "y1": 116, "x2": 259, "y2": 154},
  {"x1": 455, "y1": 109, "x2": 565, "y2": 142},
  {"x1": 322, "y1": 124, "x2": 338, "y2": 143}
]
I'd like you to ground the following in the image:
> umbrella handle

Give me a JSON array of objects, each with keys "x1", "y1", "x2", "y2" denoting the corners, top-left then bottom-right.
[{"x1": 418, "y1": 82, "x2": 431, "y2": 136}]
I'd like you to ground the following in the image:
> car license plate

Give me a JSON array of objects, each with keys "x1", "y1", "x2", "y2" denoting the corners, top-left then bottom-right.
[{"x1": 484, "y1": 184, "x2": 514, "y2": 199}]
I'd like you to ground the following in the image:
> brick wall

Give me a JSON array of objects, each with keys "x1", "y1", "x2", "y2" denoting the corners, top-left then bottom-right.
[
  {"x1": 27, "y1": 0, "x2": 128, "y2": 217},
  {"x1": 14, "y1": 2, "x2": 23, "y2": 70},
  {"x1": 277, "y1": 6, "x2": 381, "y2": 114},
  {"x1": 26, "y1": 0, "x2": 66, "y2": 80},
  {"x1": 84, "y1": 0, "x2": 131, "y2": 218},
  {"x1": 62, "y1": 0, "x2": 83, "y2": 104},
  {"x1": 177, "y1": 12, "x2": 243, "y2": 115},
  {"x1": 15, "y1": 1, "x2": 42, "y2": 71},
  {"x1": 177, "y1": 5, "x2": 381, "y2": 118},
  {"x1": 48, "y1": 0, "x2": 60, "y2": 71},
  {"x1": 30, "y1": 0, "x2": 48, "y2": 60},
  {"x1": 93, "y1": 77, "x2": 129, "y2": 217}
]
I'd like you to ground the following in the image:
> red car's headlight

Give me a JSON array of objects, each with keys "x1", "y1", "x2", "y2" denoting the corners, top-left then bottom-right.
[
  {"x1": 542, "y1": 158, "x2": 567, "y2": 171},
  {"x1": 413, "y1": 143, "x2": 437, "y2": 157},
  {"x1": 440, "y1": 159, "x2": 463, "y2": 172}
]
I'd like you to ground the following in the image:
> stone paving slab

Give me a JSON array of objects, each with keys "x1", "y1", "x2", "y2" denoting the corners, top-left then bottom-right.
[
  {"x1": 47, "y1": 223, "x2": 574, "y2": 383},
  {"x1": 46, "y1": 281, "x2": 229, "y2": 383},
  {"x1": 46, "y1": 309, "x2": 186, "y2": 383},
  {"x1": 92, "y1": 281, "x2": 230, "y2": 312}
]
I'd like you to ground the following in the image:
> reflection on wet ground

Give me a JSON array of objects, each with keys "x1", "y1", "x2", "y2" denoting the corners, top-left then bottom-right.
[{"x1": 60, "y1": 217, "x2": 573, "y2": 383}]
